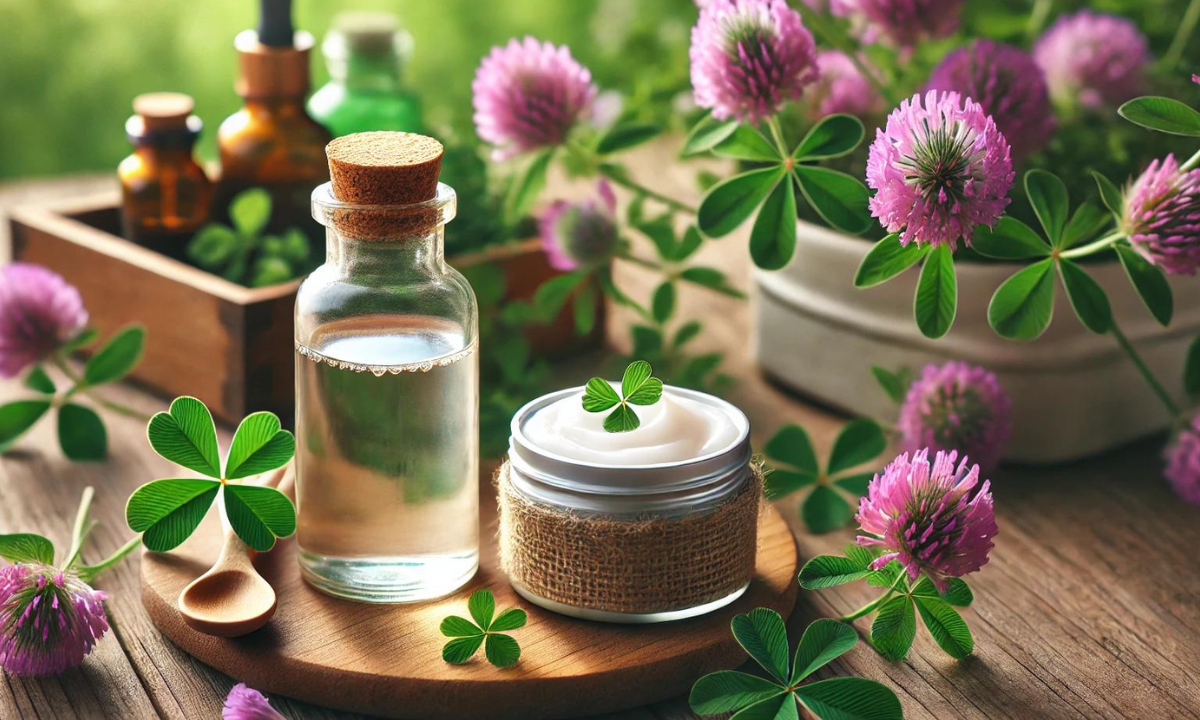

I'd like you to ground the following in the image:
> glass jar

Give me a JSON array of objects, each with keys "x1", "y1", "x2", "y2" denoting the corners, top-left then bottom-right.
[
  {"x1": 118, "y1": 93, "x2": 212, "y2": 259},
  {"x1": 500, "y1": 386, "x2": 758, "y2": 623},
  {"x1": 308, "y1": 12, "x2": 424, "y2": 137},
  {"x1": 294, "y1": 180, "x2": 479, "y2": 603}
]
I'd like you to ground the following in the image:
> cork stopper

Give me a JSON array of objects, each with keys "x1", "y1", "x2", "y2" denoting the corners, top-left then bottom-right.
[
  {"x1": 322, "y1": 132, "x2": 447, "y2": 240},
  {"x1": 334, "y1": 12, "x2": 400, "y2": 55},
  {"x1": 132, "y1": 93, "x2": 194, "y2": 132},
  {"x1": 327, "y1": 132, "x2": 443, "y2": 205}
]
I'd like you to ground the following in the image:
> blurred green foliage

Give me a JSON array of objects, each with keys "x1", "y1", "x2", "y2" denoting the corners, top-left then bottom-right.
[{"x1": 0, "y1": 0, "x2": 695, "y2": 179}]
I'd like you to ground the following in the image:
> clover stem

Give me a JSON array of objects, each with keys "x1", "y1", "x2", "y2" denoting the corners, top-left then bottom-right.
[
  {"x1": 839, "y1": 573, "x2": 906, "y2": 622},
  {"x1": 52, "y1": 354, "x2": 149, "y2": 420},
  {"x1": 616, "y1": 248, "x2": 667, "y2": 272},
  {"x1": 1059, "y1": 231, "x2": 1126, "y2": 259},
  {"x1": 1024, "y1": 0, "x2": 1053, "y2": 42},
  {"x1": 76, "y1": 537, "x2": 143, "y2": 583},
  {"x1": 766, "y1": 117, "x2": 790, "y2": 158},
  {"x1": 63, "y1": 487, "x2": 95, "y2": 570},
  {"x1": 1110, "y1": 321, "x2": 1181, "y2": 419},
  {"x1": 595, "y1": 163, "x2": 697, "y2": 216},
  {"x1": 1181, "y1": 146, "x2": 1200, "y2": 173},
  {"x1": 1165, "y1": 0, "x2": 1200, "y2": 70}
]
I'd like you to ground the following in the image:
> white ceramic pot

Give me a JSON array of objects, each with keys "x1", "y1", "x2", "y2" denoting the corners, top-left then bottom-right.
[{"x1": 754, "y1": 221, "x2": 1200, "y2": 464}]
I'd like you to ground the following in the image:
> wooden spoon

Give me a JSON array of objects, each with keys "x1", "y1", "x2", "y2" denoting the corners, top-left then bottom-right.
[{"x1": 177, "y1": 462, "x2": 295, "y2": 638}]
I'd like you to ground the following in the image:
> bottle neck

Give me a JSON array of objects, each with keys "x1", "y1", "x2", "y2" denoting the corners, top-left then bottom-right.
[
  {"x1": 327, "y1": 51, "x2": 405, "y2": 92},
  {"x1": 326, "y1": 227, "x2": 445, "y2": 277},
  {"x1": 133, "y1": 143, "x2": 198, "y2": 164}
]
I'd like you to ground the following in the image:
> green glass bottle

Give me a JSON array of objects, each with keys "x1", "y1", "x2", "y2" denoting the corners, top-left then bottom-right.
[{"x1": 308, "y1": 12, "x2": 424, "y2": 137}]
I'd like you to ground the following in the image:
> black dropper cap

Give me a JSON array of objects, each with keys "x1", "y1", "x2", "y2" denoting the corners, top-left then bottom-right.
[{"x1": 257, "y1": 0, "x2": 294, "y2": 47}]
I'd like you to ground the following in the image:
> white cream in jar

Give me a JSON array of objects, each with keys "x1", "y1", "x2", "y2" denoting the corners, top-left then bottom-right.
[{"x1": 520, "y1": 383, "x2": 743, "y2": 466}]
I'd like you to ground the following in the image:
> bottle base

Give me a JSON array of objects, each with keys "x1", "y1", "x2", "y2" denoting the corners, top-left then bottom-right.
[{"x1": 299, "y1": 549, "x2": 478, "y2": 604}]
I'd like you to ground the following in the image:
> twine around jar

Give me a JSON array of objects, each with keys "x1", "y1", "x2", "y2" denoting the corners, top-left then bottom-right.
[{"x1": 496, "y1": 460, "x2": 763, "y2": 615}]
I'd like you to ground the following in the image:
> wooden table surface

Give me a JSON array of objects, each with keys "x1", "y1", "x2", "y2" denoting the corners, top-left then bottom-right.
[{"x1": 2, "y1": 155, "x2": 1199, "y2": 720}]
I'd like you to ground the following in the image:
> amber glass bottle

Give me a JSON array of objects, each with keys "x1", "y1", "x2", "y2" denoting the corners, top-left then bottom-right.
[
  {"x1": 118, "y1": 93, "x2": 212, "y2": 259},
  {"x1": 215, "y1": 0, "x2": 331, "y2": 249}
]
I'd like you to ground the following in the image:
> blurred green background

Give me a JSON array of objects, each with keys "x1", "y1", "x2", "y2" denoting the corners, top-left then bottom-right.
[
  {"x1": 1, "y1": 0, "x2": 1194, "y2": 181},
  {"x1": 0, "y1": 0, "x2": 696, "y2": 179}
]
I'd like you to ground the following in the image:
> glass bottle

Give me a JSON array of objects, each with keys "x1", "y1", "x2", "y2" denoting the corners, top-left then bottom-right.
[
  {"x1": 308, "y1": 12, "x2": 424, "y2": 137},
  {"x1": 118, "y1": 93, "x2": 212, "y2": 259},
  {"x1": 294, "y1": 133, "x2": 479, "y2": 603},
  {"x1": 214, "y1": 6, "x2": 331, "y2": 251}
]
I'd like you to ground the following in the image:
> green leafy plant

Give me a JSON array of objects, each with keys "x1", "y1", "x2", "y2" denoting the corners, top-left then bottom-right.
[
  {"x1": 440, "y1": 588, "x2": 527, "y2": 668},
  {"x1": 689, "y1": 608, "x2": 902, "y2": 720},
  {"x1": 125, "y1": 396, "x2": 296, "y2": 552},
  {"x1": 188, "y1": 189, "x2": 312, "y2": 288},
  {"x1": 0, "y1": 487, "x2": 140, "y2": 583},
  {"x1": 0, "y1": 325, "x2": 146, "y2": 461},
  {"x1": 691, "y1": 114, "x2": 872, "y2": 269},
  {"x1": 763, "y1": 419, "x2": 888, "y2": 533},
  {"x1": 799, "y1": 544, "x2": 976, "y2": 662},
  {"x1": 582, "y1": 360, "x2": 664, "y2": 432}
]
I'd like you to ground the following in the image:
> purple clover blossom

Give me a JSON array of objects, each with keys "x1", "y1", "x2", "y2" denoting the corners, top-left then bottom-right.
[
  {"x1": 857, "y1": 449, "x2": 998, "y2": 590},
  {"x1": 849, "y1": 0, "x2": 964, "y2": 48},
  {"x1": 0, "y1": 564, "x2": 110, "y2": 676},
  {"x1": 1164, "y1": 413, "x2": 1200, "y2": 506},
  {"x1": 1123, "y1": 154, "x2": 1200, "y2": 276},
  {"x1": 1034, "y1": 11, "x2": 1150, "y2": 111},
  {"x1": 898, "y1": 361, "x2": 1011, "y2": 473},
  {"x1": 926, "y1": 40, "x2": 1056, "y2": 160},
  {"x1": 866, "y1": 90, "x2": 1014, "y2": 250},
  {"x1": 689, "y1": 0, "x2": 818, "y2": 124},
  {"x1": 806, "y1": 50, "x2": 884, "y2": 120},
  {"x1": 539, "y1": 180, "x2": 619, "y2": 272},
  {"x1": 471, "y1": 37, "x2": 597, "y2": 161},
  {"x1": 0, "y1": 263, "x2": 88, "y2": 379},
  {"x1": 223, "y1": 683, "x2": 288, "y2": 720}
]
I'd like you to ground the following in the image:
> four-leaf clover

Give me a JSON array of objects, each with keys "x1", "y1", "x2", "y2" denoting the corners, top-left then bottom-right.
[
  {"x1": 440, "y1": 589, "x2": 527, "y2": 668},
  {"x1": 582, "y1": 360, "x2": 664, "y2": 432},
  {"x1": 764, "y1": 419, "x2": 887, "y2": 533},
  {"x1": 690, "y1": 608, "x2": 902, "y2": 720},
  {"x1": 126, "y1": 396, "x2": 296, "y2": 552}
]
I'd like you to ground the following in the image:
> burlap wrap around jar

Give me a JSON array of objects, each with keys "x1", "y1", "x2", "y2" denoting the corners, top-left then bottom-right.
[{"x1": 498, "y1": 386, "x2": 761, "y2": 623}]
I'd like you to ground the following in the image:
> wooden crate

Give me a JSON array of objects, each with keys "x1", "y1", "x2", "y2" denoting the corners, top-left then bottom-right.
[{"x1": 7, "y1": 193, "x2": 603, "y2": 423}]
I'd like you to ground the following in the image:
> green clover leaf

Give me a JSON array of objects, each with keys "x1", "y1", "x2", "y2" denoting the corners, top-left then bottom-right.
[
  {"x1": 690, "y1": 610, "x2": 902, "y2": 720},
  {"x1": 131, "y1": 397, "x2": 296, "y2": 554},
  {"x1": 801, "y1": 547, "x2": 978, "y2": 662},
  {"x1": 763, "y1": 419, "x2": 886, "y2": 533},
  {"x1": 440, "y1": 589, "x2": 526, "y2": 668},
  {"x1": 126, "y1": 478, "x2": 221, "y2": 552},
  {"x1": 0, "y1": 533, "x2": 56, "y2": 565},
  {"x1": 581, "y1": 361, "x2": 664, "y2": 433}
]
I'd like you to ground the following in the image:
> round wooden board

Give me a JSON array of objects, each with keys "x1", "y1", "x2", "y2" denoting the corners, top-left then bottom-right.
[{"x1": 141, "y1": 491, "x2": 798, "y2": 720}]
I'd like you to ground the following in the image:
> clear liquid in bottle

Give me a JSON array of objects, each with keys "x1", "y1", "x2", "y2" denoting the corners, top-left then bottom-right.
[{"x1": 295, "y1": 314, "x2": 479, "y2": 603}]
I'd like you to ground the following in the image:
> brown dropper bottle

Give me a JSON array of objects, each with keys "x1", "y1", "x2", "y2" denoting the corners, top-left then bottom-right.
[
  {"x1": 214, "y1": 0, "x2": 331, "y2": 249},
  {"x1": 118, "y1": 93, "x2": 213, "y2": 259}
]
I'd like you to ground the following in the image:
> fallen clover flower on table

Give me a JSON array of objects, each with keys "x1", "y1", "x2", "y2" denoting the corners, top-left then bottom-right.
[
  {"x1": 224, "y1": 682, "x2": 289, "y2": 720},
  {"x1": 799, "y1": 448, "x2": 997, "y2": 661},
  {"x1": 0, "y1": 488, "x2": 140, "y2": 676}
]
